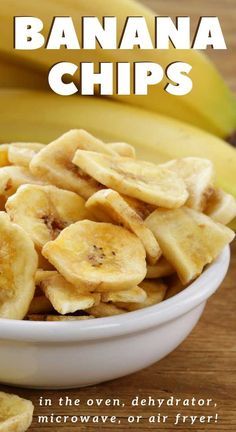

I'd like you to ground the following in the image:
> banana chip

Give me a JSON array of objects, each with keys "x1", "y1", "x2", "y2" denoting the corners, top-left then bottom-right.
[
  {"x1": 0, "y1": 212, "x2": 38, "y2": 319},
  {"x1": 6, "y1": 184, "x2": 90, "y2": 250},
  {"x1": 108, "y1": 142, "x2": 136, "y2": 158},
  {"x1": 35, "y1": 269, "x2": 57, "y2": 284},
  {"x1": 161, "y1": 157, "x2": 214, "y2": 211},
  {"x1": 123, "y1": 196, "x2": 156, "y2": 220},
  {"x1": 102, "y1": 286, "x2": 147, "y2": 303},
  {"x1": 38, "y1": 271, "x2": 101, "y2": 314},
  {"x1": 8, "y1": 142, "x2": 45, "y2": 167},
  {"x1": 73, "y1": 150, "x2": 188, "y2": 207},
  {"x1": 146, "y1": 207, "x2": 235, "y2": 284},
  {"x1": 0, "y1": 391, "x2": 34, "y2": 432},
  {"x1": 42, "y1": 220, "x2": 147, "y2": 292},
  {"x1": 116, "y1": 280, "x2": 167, "y2": 311},
  {"x1": 146, "y1": 257, "x2": 175, "y2": 278},
  {"x1": 30, "y1": 129, "x2": 116, "y2": 199},
  {"x1": 0, "y1": 165, "x2": 44, "y2": 207},
  {"x1": 27, "y1": 314, "x2": 95, "y2": 321},
  {"x1": 87, "y1": 303, "x2": 126, "y2": 317},
  {"x1": 205, "y1": 188, "x2": 236, "y2": 225},
  {"x1": 86, "y1": 189, "x2": 161, "y2": 264},
  {"x1": 46, "y1": 315, "x2": 95, "y2": 321}
]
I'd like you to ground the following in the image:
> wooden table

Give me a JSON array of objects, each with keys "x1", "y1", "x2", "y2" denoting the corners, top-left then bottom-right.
[{"x1": 1, "y1": 1, "x2": 235, "y2": 431}]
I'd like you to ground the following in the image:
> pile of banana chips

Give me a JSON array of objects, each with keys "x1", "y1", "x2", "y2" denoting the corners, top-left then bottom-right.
[{"x1": 0, "y1": 129, "x2": 235, "y2": 321}]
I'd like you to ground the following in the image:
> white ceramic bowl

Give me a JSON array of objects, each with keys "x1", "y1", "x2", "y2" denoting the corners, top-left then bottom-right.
[{"x1": 0, "y1": 246, "x2": 230, "y2": 389}]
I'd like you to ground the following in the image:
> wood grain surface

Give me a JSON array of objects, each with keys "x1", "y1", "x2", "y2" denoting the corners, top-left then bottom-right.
[{"x1": 0, "y1": 1, "x2": 235, "y2": 431}]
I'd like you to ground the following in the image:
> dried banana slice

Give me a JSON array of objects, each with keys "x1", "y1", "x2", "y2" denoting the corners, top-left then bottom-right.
[
  {"x1": 8, "y1": 142, "x2": 45, "y2": 167},
  {"x1": 30, "y1": 129, "x2": 116, "y2": 199},
  {"x1": 86, "y1": 189, "x2": 161, "y2": 264},
  {"x1": 123, "y1": 196, "x2": 156, "y2": 220},
  {"x1": 46, "y1": 315, "x2": 95, "y2": 321},
  {"x1": 205, "y1": 188, "x2": 236, "y2": 225},
  {"x1": 0, "y1": 144, "x2": 10, "y2": 167},
  {"x1": 161, "y1": 157, "x2": 214, "y2": 211},
  {"x1": 37, "y1": 271, "x2": 101, "y2": 314},
  {"x1": 146, "y1": 207, "x2": 235, "y2": 284},
  {"x1": 116, "y1": 280, "x2": 167, "y2": 311},
  {"x1": 108, "y1": 142, "x2": 136, "y2": 158},
  {"x1": 146, "y1": 257, "x2": 175, "y2": 279},
  {"x1": 35, "y1": 269, "x2": 57, "y2": 284},
  {"x1": 42, "y1": 220, "x2": 146, "y2": 292},
  {"x1": 27, "y1": 314, "x2": 95, "y2": 321},
  {"x1": 73, "y1": 150, "x2": 188, "y2": 207},
  {"x1": 0, "y1": 212, "x2": 38, "y2": 319},
  {"x1": 0, "y1": 391, "x2": 34, "y2": 432},
  {"x1": 165, "y1": 275, "x2": 185, "y2": 300},
  {"x1": 6, "y1": 184, "x2": 90, "y2": 250},
  {"x1": 0, "y1": 165, "x2": 44, "y2": 205},
  {"x1": 87, "y1": 303, "x2": 126, "y2": 317},
  {"x1": 101, "y1": 286, "x2": 147, "y2": 303}
]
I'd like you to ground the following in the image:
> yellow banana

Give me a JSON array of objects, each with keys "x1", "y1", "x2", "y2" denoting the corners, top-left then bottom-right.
[
  {"x1": 0, "y1": 0, "x2": 235, "y2": 138},
  {"x1": 0, "y1": 55, "x2": 47, "y2": 90},
  {"x1": 0, "y1": 89, "x2": 236, "y2": 201}
]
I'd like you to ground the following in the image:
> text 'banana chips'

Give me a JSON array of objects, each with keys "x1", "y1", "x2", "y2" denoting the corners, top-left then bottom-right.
[{"x1": 0, "y1": 129, "x2": 235, "y2": 321}]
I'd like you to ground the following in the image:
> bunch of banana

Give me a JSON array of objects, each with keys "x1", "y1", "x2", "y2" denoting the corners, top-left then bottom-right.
[
  {"x1": 0, "y1": 55, "x2": 48, "y2": 90},
  {"x1": 0, "y1": 90, "x2": 236, "y2": 205},
  {"x1": 0, "y1": 0, "x2": 235, "y2": 138}
]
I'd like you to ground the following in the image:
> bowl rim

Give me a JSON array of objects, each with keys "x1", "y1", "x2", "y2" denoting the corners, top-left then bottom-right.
[{"x1": 0, "y1": 246, "x2": 230, "y2": 343}]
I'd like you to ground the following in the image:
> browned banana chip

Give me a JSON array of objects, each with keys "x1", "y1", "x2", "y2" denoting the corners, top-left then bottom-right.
[
  {"x1": 42, "y1": 220, "x2": 147, "y2": 292},
  {"x1": 30, "y1": 129, "x2": 116, "y2": 199}
]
